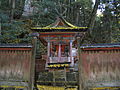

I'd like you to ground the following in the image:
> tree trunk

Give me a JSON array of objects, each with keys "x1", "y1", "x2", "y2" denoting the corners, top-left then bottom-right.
[
  {"x1": 0, "y1": 0, "x2": 1, "y2": 35},
  {"x1": 0, "y1": 18, "x2": 1, "y2": 35},
  {"x1": 11, "y1": 0, "x2": 15, "y2": 20},
  {"x1": 88, "y1": 0, "x2": 100, "y2": 31},
  {"x1": 9, "y1": 0, "x2": 11, "y2": 5},
  {"x1": 20, "y1": 0, "x2": 23, "y2": 6},
  {"x1": 76, "y1": 12, "x2": 79, "y2": 26}
]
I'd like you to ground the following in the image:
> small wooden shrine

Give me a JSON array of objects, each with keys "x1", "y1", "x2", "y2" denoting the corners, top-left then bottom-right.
[{"x1": 31, "y1": 17, "x2": 88, "y2": 71}]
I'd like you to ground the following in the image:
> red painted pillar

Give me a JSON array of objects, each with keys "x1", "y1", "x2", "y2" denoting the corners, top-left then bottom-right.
[
  {"x1": 50, "y1": 42, "x2": 53, "y2": 63},
  {"x1": 58, "y1": 43, "x2": 61, "y2": 62},
  {"x1": 47, "y1": 41, "x2": 50, "y2": 63},
  {"x1": 70, "y1": 40, "x2": 73, "y2": 65}
]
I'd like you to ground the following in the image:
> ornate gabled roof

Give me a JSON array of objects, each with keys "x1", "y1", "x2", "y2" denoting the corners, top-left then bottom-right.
[{"x1": 31, "y1": 17, "x2": 88, "y2": 32}]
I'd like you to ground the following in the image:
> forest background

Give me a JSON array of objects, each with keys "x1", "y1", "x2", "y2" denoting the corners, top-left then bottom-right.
[{"x1": 0, "y1": 0, "x2": 120, "y2": 54}]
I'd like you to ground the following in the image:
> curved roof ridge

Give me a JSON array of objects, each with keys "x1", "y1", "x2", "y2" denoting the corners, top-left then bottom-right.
[{"x1": 31, "y1": 17, "x2": 88, "y2": 32}]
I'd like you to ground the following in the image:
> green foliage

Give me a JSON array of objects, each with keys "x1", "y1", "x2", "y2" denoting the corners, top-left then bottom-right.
[
  {"x1": 0, "y1": 0, "x2": 11, "y2": 11},
  {"x1": 0, "y1": 13, "x2": 10, "y2": 23},
  {"x1": 0, "y1": 19, "x2": 31, "y2": 43},
  {"x1": 88, "y1": 0, "x2": 120, "y2": 43},
  {"x1": 31, "y1": 0, "x2": 93, "y2": 27},
  {"x1": 0, "y1": 0, "x2": 31, "y2": 44},
  {"x1": 0, "y1": 0, "x2": 119, "y2": 45},
  {"x1": 32, "y1": 0, "x2": 58, "y2": 26}
]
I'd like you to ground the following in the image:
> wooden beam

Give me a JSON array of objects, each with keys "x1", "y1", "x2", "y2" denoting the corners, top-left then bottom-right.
[
  {"x1": 39, "y1": 35, "x2": 74, "y2": 37},
  {"x1": 0, "y1": 48, "x2": 32, "y2": 51},
  {"x1": 77, "y1": 35, "x2": 84, "y2": 90},
  {"x1": 82, "y1": 47, "x2": 120, "y2": 51},
  {"x1": 30, "y1": 37, "x2": 37, "y2": 90}
]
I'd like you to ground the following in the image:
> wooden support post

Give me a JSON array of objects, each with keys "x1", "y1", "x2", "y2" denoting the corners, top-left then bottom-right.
[
  {"x1": 77, "y1": 35, "x2": 84, "y2": 90},
  {"x1": 58, "y1": 43, "x2": 61, "y2": 62},
  {"x1": 53, "y1": 70, "x2": 56, "y2": 86},
  {"x1": 47, "y1": 41, "x2": 50, "y2": 63},
  {"x1": 70, "y1": 40, "x2": 73, "y2": 65},
  {"x1": 50, "y1": 42, "x2": 53, "y2": 63},
  {"x1": 64, "y1": 67, "x2": 67, "y2": 84},
  {"x1": 30, "y1": 37, "x2": 37, "y2": 90}
]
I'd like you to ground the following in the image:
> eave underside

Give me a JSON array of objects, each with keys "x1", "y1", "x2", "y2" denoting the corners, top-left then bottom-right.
[{"x1": 31, "y1": 28, "x2": 88, "y2": 32}]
